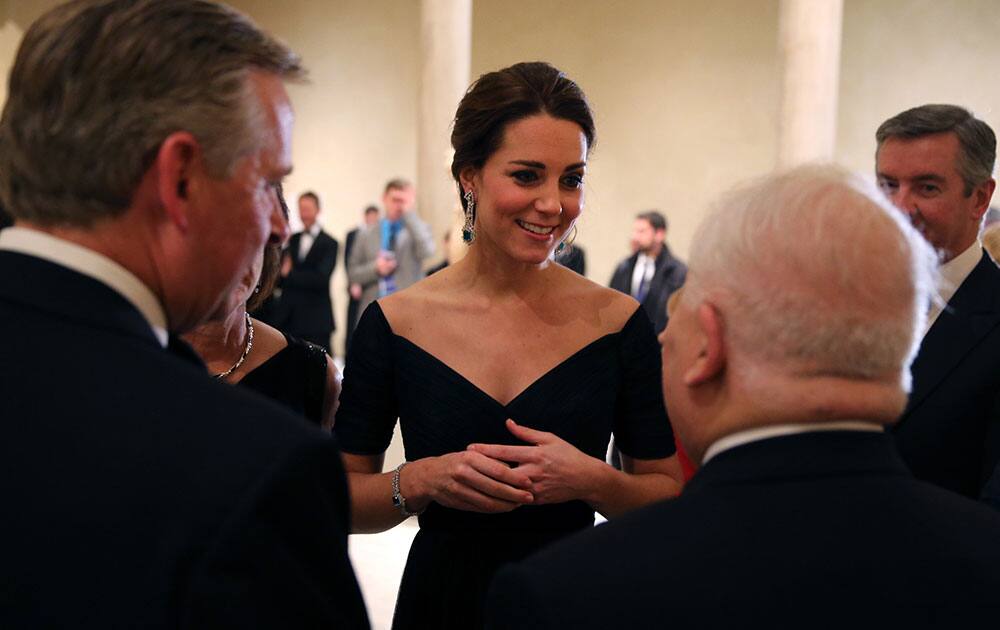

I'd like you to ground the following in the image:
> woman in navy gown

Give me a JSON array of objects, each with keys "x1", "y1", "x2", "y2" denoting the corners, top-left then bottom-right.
[{"x1": 335, "y1": 62, "x2": 684, "y2": 629}]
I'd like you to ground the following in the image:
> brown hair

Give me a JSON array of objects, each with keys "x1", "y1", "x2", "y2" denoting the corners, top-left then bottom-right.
[
  {"x1": 384, "y1": 178, "x2": 413, "y2": 195},
  {"x1": 450, "y1": 61, "x2": 595, "y2": 210},
  {"x1": 298, "y1": 190, "x2": 320, "y2": 209},
  {"x1": 636, "y1": 210, "x2": 667, "y2": 232}
]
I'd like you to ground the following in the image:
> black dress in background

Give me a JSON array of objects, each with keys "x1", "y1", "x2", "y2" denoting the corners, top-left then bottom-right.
[
  {"x1": 335, "y1": 302, "x2": 675, "y2": 629},
  {"x1": 240, "y1": 332, "x2": 328, "y2": 426}
]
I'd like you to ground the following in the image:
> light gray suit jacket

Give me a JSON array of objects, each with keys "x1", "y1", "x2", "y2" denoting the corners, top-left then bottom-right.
[{"x1": 347, "y1": 211, "x2": 435, "y2": 328}]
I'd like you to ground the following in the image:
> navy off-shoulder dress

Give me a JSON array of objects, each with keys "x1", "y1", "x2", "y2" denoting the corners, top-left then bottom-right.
[{"x1": 335, "y1": 302, "x2": 675, "y2": 629}]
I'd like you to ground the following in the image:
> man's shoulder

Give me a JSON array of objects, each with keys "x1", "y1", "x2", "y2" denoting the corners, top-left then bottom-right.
[
  {"x1": 661, "y1": 248, "x2": 687, "y2": 272},
  {"x1": 617, "y1": 252, "x2": 638, "y2": 267},
  {"x1": 354, "y1": 223, "x2": 380, "y2": 241},
  {"x1": 3, "y1": 305, "x2": 330, "y2": 476},
  {"x1": 611, "y1": 253, "x2": 637, "y2": 276},
  {"x1": 957, "y1": 249, "x2": 1000, "y2": 301},
  {"x1": 494, "y1": 473, "x2": 1000, "y2": 626},
  {"x1": 514, "y1": 497, "x2": 686, "y2": 582}
]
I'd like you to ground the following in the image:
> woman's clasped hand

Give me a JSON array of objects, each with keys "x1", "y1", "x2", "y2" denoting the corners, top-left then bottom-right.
[
  {"x1": 402, "y1": 445, "x2": 534, "y2": 514},
  {"x1": 468, "y1": 419, "x2": 605, "y2": 506}
]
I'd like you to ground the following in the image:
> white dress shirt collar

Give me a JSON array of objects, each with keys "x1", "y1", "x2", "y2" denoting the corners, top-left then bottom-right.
[
  {"x1": 298, "y1": 223, "x2": 322, "y2": 260},
  {"x1": 702, "y1": 420, "x2": 885, "y2": 465},
  {"x1": 926, "y1": 240, "x2": 982, "y2": 333},
  {"x1": 0, "y1": 227, "x2": 168, "y2": 347},
  {"x1": 631, "y1": 252, "x2": 656, "y2": 296}
]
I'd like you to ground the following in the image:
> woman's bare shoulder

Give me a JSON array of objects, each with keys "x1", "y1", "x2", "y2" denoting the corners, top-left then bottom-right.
[{"x1": 377, "y1": 269, "x2": 460, "y2": 335}]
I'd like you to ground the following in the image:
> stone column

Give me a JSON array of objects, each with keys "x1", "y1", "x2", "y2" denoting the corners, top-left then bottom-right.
[
  {"x1": 776, "y1": 0, "x2": 844, "y2": 169},
  {"x1": 418, "y1": 0, "x2": 472, "y2": 263}
]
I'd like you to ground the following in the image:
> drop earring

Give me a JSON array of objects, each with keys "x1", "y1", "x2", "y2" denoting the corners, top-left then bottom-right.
[
  {"x1": 462, "y1": 190, "x2": 476, "y2": 244},
  {"x1": 556, "y1": 225, "x2": 577, "y2": 255}
]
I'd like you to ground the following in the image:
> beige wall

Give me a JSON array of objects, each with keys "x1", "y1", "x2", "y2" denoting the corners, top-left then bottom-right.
[
  {"x1": 4, "y1": 0, "x2": 1000, "y2": 355},
  {"x1": 0, "y1": 1, "x2": 63, "y2": 107},
  {"x1": 472, "y1": 0, "x2": 780, "y2": 285},
  {"x1": 230, "y1": 0, "x2": 420, "y2": 356},
  {"x1": 836, "y1": 0, "x2": 1000, "y2": 177}
]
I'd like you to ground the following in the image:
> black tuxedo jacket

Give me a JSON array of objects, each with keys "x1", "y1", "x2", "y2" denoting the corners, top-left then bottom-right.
[
  {"x1": 344, "y1": 227, "x2": 359, "y2": 268},
  {"x1": 486, "y1": 431, "x2": 1000, "y2": 629},
  {"x1": 0, "y1": 251, "x2": 368, "y2": 628},
  {"x1": 609, "y1": 246, "x2": 687, "y2": 333},
  {"x1": 344, "y1": 227, "x2": 360, "y2": 352},
  {"x1": 280, "y1": 230, "x2": 339, "y2": 342},
  {"x1": 892, "y1": 250, "x2": 1000, "y2": 498}
]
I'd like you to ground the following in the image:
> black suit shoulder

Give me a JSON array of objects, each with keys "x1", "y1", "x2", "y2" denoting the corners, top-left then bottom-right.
[
  {"x1": 895, "y1": 251, "x2": 1000, "y2": 497},
  {"x1": 345, "y1": 228, "x2": 359, "y2": 265},
  {"x1": 608, "y1": 253, "x2": 637, "y2": 293},
  {"x1": 0, "y1": 256, "x2": 366, "y2": 627},
  {"x1": 316, "y1": 229, "x2": 339, "y2": 250},
  {"x1": 486, "y1": 433, "x2": 1000, "y2": 629}
]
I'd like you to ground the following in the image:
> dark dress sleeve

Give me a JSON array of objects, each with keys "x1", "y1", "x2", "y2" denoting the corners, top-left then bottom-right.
[
  {"x1": 333, "y1": 302, "x2": 398, "y2": 454},
  {"x1": 613, "y1": 308, "x2": 677, "y2": 459},
  {"x1": 300, "y1": 339, "x2": 329, "y2": 425}
]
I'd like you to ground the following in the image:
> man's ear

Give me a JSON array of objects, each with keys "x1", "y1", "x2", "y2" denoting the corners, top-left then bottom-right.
[
  {"x1": 683, "y1": 302, "x2": 726, "y2": 386},
  {"x1": 972, "y1": 178, "x2": 996, "y2": 220},
  {"x1": 154, "y1": 131, "x2": 202, "y2": 232}
]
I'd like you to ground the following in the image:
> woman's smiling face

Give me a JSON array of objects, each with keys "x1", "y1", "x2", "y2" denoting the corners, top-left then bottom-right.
[{"x1": 461, "y1": 114, "x2": 588, "y2": 264}]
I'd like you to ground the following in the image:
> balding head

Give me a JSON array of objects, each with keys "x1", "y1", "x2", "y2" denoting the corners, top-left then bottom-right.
[
  {"x1": 687, "y1": 165, "x2": 935, "y2": 384},
  {"x1": 663, "y1": 165, "x2": 938, "y2": 463}
]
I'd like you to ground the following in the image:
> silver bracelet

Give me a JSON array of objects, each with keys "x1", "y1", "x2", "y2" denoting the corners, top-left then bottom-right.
[{"x1": 391, "y1": 462, "x2": 424, "y2": 517}]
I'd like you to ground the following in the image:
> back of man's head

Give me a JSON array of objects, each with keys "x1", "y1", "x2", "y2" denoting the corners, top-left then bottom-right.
[
  {"x1": 684, "y1": 165, "x2": 937, "y2": 389},
  {"x1": 0, "y1": 0, "x2": 303, "y2": 228}
]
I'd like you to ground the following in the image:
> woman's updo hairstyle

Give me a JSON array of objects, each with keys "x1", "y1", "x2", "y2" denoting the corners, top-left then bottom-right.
[{"x1": 450, "y1": 61, "x2": 595, "y2": 210}]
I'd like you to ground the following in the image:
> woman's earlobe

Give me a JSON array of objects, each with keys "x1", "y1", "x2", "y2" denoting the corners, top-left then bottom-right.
[{"x1": 458, "y1": 166, "x2": 479, "y2": 190}]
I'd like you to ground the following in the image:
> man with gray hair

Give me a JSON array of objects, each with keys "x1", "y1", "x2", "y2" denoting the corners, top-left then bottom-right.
[
  {"x1": 0, "y1": 1, "x2": 367, "y2": 627},
  {"x1": 485, "y1": 166, "x2": 1000, "y2": 628},
  {"x1": 875, "y1": 104, "x2": 1000, "y2": 499}
]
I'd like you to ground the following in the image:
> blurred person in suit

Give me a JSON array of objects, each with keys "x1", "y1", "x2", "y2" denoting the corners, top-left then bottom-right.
[
  {"x1": 486, "y1": 165, "x2": 1000, "y2": 629},
  {"x1": 426, "y1": 229, "x2": 452, "y2": 276},
  {"x1": 277, "y1": 190, "x2": 338, "y2": 351},
  {"x1": 875, "y1": 104, "x2": 1000, "y2": 498},
  {"x1": 607, "y1": 211, "x2": 687, "y2": 470},
  {"x1": 0, "y1": 1, "x2": 367, "y2": 627},
  {"x1": 346, "y1": 178, "x2": 435, "y2": 329},
  {"x1": 609, "y1": 210, "x2": 686, "y2": 334},
  {"x1": 345, "y1": 204, "x2": 379, "y2": 355}
]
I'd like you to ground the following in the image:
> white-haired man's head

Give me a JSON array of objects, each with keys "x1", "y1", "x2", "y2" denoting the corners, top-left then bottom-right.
[{"x1": 662, "y1": 165, "x2": 938, "y2": 463}]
